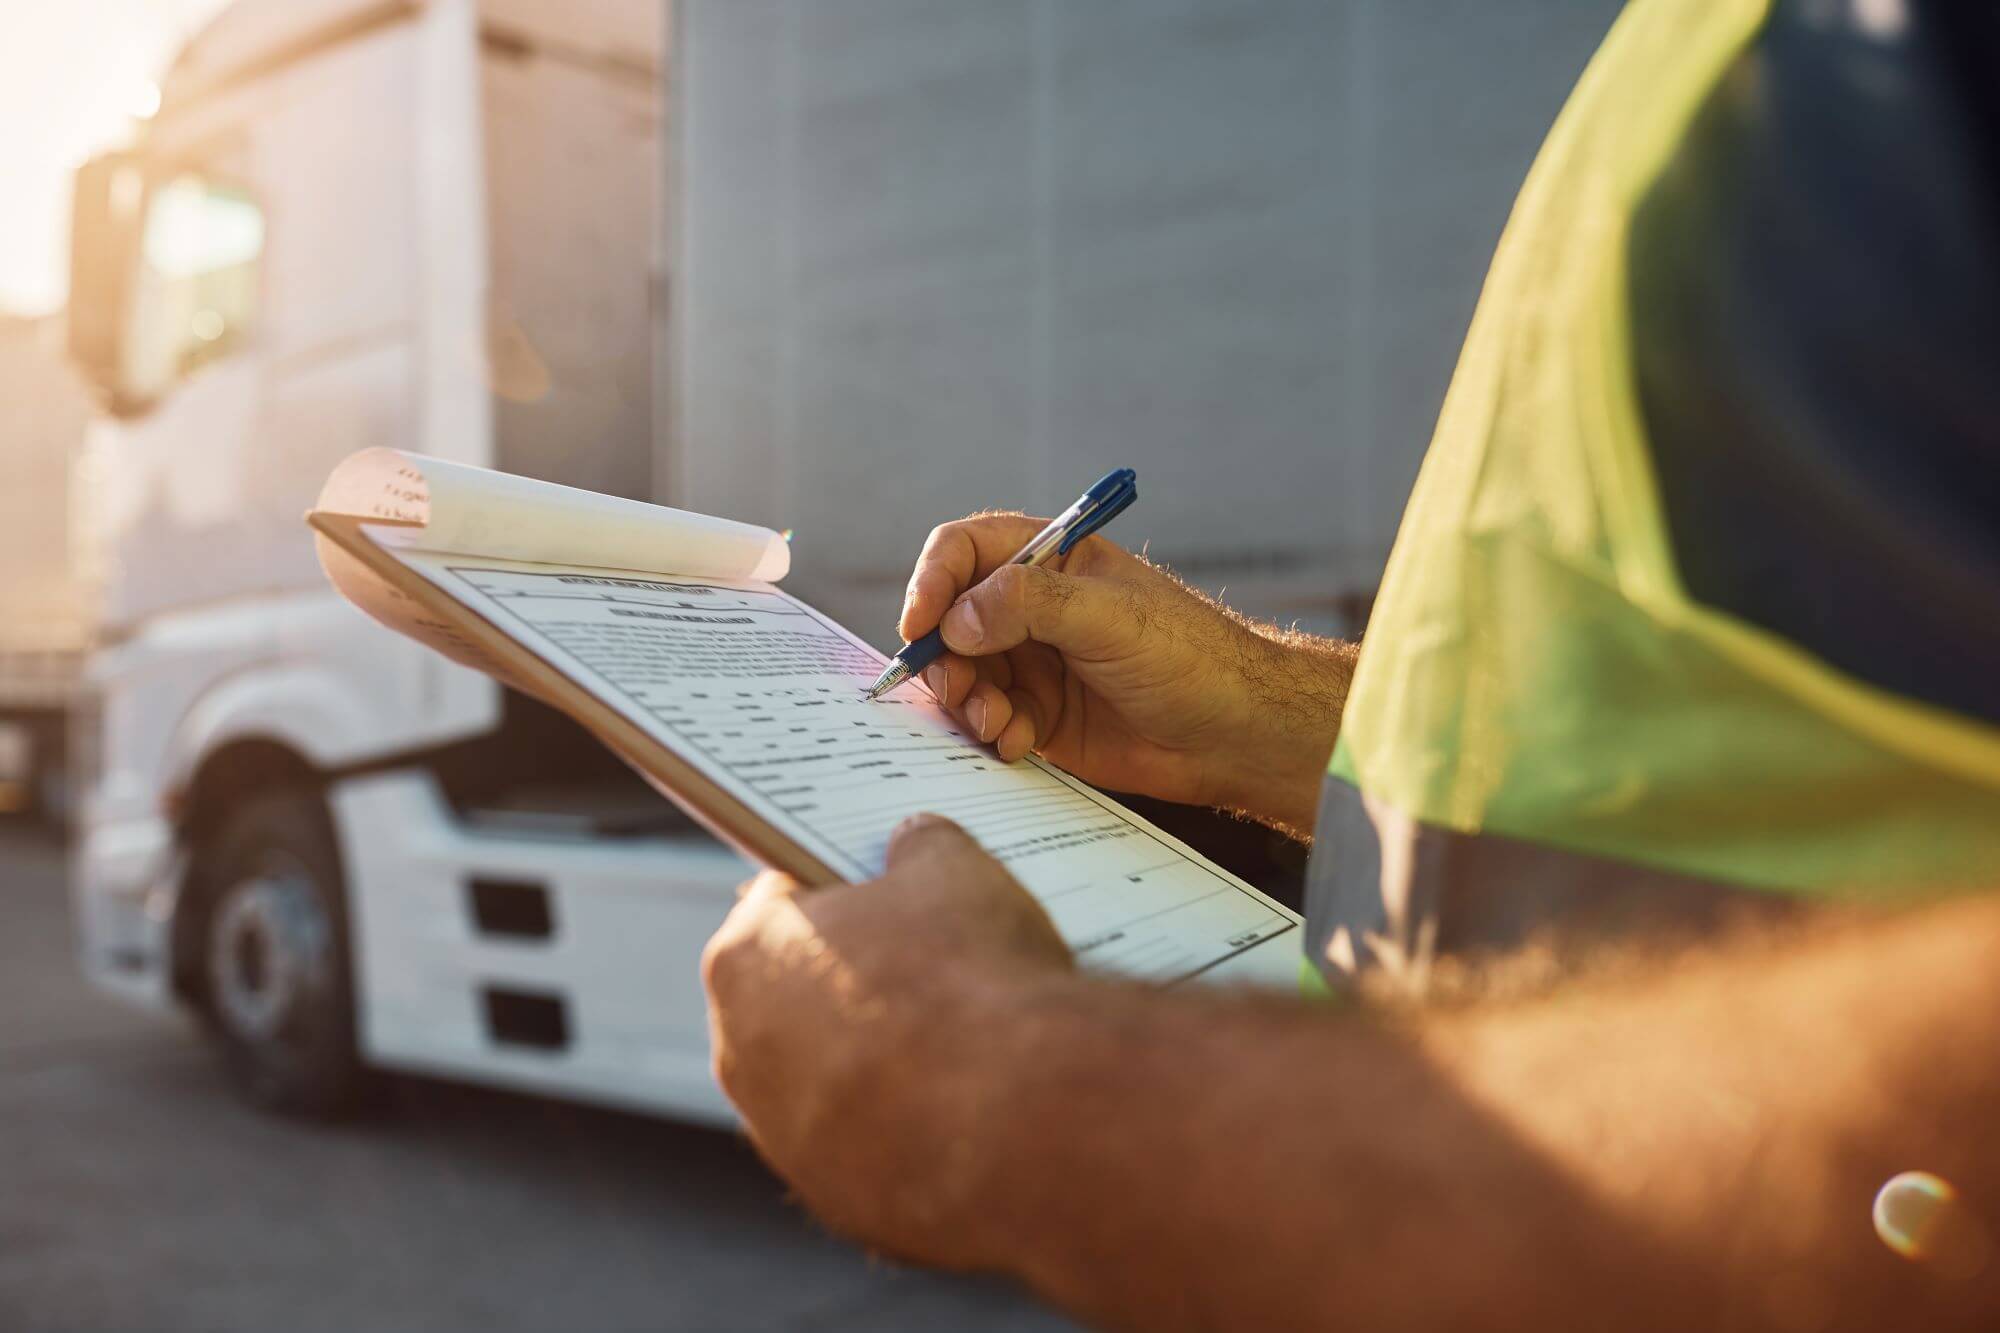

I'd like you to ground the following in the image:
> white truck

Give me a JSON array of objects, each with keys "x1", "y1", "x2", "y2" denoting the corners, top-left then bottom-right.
[{"x1": 64, "y1": 0, "x2": 1614, "y2": 1120}]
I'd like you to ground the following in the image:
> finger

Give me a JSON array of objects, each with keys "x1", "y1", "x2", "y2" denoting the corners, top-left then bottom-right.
[
  {"x1": 994, "y1": 696, "x2": 1040, "y2": 763},
  {"x1": 959, "y1": 679, "x2": 1012, "y2": 745},
  {"x1": 736, "y1": 868, "x2": 807, "y2": 903},
  {"x1": 900, "y1": 514, "x2": 1055, "y2": 642},
  {"x1": 939, "y1": 563, "x2": 1138, "y2": 662},
  {"x1": 1006, "y1": 641, "x2": 1066, "y2": 727},
  {"x1": 706, "y1": 870, "x2": 807, "y2": 1002},
  {"x1": 921, "y1": 653, "x2": 978, "y2": 709},
  {"x1": 883, "y1": 811, "x2": 989, "y2": 873},
  {"x1": 1005, "y1": 685, "x2": 1045, "y2": 748}
]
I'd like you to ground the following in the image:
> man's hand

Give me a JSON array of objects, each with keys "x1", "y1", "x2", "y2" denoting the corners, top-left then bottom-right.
[
  {"x1": 701, "y1": 814, "x2": 1071, "y2": 1268},
  {"x1": 901, "y1": 514, "x2": 1357, "y2": 834}
]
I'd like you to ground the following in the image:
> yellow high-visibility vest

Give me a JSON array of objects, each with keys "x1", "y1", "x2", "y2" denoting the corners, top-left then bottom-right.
[{"x1": 1307, "y1": 0, "x2": 2000, "y2": 993}]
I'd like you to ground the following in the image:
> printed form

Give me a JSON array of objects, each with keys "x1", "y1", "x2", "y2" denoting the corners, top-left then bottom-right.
[{"x1": 389, "y1": 550, "x2": 1299, "y2": 983}]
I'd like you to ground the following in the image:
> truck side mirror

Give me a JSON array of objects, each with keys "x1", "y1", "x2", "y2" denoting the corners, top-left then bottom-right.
[{"x1": 67, "y1": 151, "x2": 145, "y2": 410}]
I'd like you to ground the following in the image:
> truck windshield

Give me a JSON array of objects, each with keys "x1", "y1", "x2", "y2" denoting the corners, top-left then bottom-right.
[{"x1": 130, "y1": 173, "x2": 263, "y2": 392}]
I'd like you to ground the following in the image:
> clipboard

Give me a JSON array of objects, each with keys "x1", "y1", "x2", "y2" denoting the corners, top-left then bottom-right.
[{"x1": 309, "y1": 509, "x2": 845, "y2": 886}]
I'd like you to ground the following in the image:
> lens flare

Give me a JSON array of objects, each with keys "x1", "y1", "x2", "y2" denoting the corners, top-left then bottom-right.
[{"x1": 1880, "y1": 1176, "x2": 1960, "y2": 1256}]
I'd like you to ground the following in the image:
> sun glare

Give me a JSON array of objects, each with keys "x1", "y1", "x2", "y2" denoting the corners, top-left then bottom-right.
[{"x1": 0, "y1": 0, "x2": 234, "y2": 315}]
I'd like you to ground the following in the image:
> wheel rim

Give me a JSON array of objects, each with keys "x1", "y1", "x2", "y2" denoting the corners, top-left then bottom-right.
[{"x1": 207, "y1": 855, "x2": 331, "y2": 1043}]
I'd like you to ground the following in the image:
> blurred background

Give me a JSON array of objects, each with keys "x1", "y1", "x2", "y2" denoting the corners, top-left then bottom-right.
[{"x1": 0, "y1": 1, "x2": 1617, "y2": 1327}]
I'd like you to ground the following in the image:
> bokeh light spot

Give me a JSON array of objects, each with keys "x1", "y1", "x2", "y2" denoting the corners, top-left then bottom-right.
[{"x1": 1874, "y1": 1171, "x2": 1955, "y2": 1260}]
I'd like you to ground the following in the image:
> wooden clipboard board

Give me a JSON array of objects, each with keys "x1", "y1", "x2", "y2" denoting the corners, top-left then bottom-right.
[{"x1": 307, "y1": 510, "x2": 846, "y2": 887}]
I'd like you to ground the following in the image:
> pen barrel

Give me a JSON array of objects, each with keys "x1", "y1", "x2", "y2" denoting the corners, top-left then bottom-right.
[
  {"x1": 1016, "y1": 509, "x2": 1082, "y2": 568},
  {"x1": 898, "y1": 624, "x2": 949, "y2": 675}
]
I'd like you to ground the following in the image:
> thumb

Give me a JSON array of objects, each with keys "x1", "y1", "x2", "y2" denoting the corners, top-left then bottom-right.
[
  {"x1": 735, "y1": 868, "x2": 805, "y2": 902},
  {"x1": 883, "y1": 813, "x2": 988, "y2": 874},
  {"x1": 939, "y1": 563, "x2": 1134, "y2": 660}
]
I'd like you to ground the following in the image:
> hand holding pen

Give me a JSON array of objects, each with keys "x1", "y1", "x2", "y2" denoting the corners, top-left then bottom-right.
[
  {"x1": 867, "y1": 469, "x2": 1138, "y2": 699},
  {"x1": 885, "y1": 477, "x2": 1345, "y2": 830}
]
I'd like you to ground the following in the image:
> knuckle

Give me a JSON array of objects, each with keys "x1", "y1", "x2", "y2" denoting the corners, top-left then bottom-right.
[
  {"x1": 699, "y1": 927, "x2": 747, "y2": 996},
  {"x1": 916, "y1": 525, "x2": 967, "y2": 575},
  {"x1": 982, "y1": 563, "x2": 1028, "y2": 610}
]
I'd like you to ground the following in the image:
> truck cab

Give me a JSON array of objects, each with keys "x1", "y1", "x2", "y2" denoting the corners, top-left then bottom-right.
[{"x1": 64, "y1": 0, "x2": 743, "y2": 1121}]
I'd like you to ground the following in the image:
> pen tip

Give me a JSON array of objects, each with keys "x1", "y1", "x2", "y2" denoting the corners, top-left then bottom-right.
[{"x1": 865, "y1": 660, "x2": 910, "y2": 700}]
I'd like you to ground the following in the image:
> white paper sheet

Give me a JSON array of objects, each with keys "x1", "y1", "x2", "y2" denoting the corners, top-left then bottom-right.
[
  {"x1": 317, "y1": 448, "x2": 790, "y2": 582},
  {"x1": 389, "y1": 546, "x2": 1300, "y2": 984}
]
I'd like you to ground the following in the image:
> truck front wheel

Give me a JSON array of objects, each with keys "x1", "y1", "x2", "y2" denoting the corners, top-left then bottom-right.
[{"x1": 193, "y1": 791, "x2": 368, "y2": 1116}]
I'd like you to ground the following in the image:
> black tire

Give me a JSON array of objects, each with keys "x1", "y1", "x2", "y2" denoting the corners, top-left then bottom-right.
[{"x1": 191, "y1": 789, "x2": 370, "y2": 1117}]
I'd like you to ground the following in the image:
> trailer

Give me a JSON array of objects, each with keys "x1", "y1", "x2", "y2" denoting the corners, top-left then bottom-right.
[{"x1": 63, "y1": 0, "x2": 1616, "y2": 1121}]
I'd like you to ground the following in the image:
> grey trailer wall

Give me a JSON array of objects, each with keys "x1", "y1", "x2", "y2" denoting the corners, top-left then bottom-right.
[
  {"x1": 481, "y1": 4, "x2": 661, "y2": 501},
  {"x1": 669, "y1": 0, "x2": 1621, "y2": 644}
]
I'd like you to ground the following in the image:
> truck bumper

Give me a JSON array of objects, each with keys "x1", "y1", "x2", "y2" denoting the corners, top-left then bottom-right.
[
  {"x1": 72, "y1": 813, "x2": 181, "y2": 1009},
  {"x1": 334, "y1": 770, "x2": 747, "y2": 1127}
]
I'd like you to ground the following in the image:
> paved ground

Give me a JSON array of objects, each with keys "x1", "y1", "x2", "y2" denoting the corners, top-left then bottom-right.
[{"x1": 0, "y1": 821, "x2": 1075, "y2": 1332}]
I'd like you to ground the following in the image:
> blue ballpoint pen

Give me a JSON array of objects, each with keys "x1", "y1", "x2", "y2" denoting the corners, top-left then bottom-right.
[{"x1": 864, "y1": 468, "x2": 1139, "y2": 700}]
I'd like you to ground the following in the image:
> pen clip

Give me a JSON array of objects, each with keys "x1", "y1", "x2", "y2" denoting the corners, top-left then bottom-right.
[{"x1": 1058, "y1": 483, "x2": 1136, "y2": 555}]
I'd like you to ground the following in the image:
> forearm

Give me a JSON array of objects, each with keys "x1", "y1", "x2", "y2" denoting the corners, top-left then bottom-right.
[
  {"x1": 950, "y1": 977, "x2": 1683, "y2": 1331},
  {"x1": 1208, "y1": 628, "x2": 1358, "y2": 836},
  {"x1": 1440, "y1": 896, "x2": 2000, "y2": 1307},
  {"x1": 943, "y1": 898, "x2": 2000, "y2": 1331}
]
